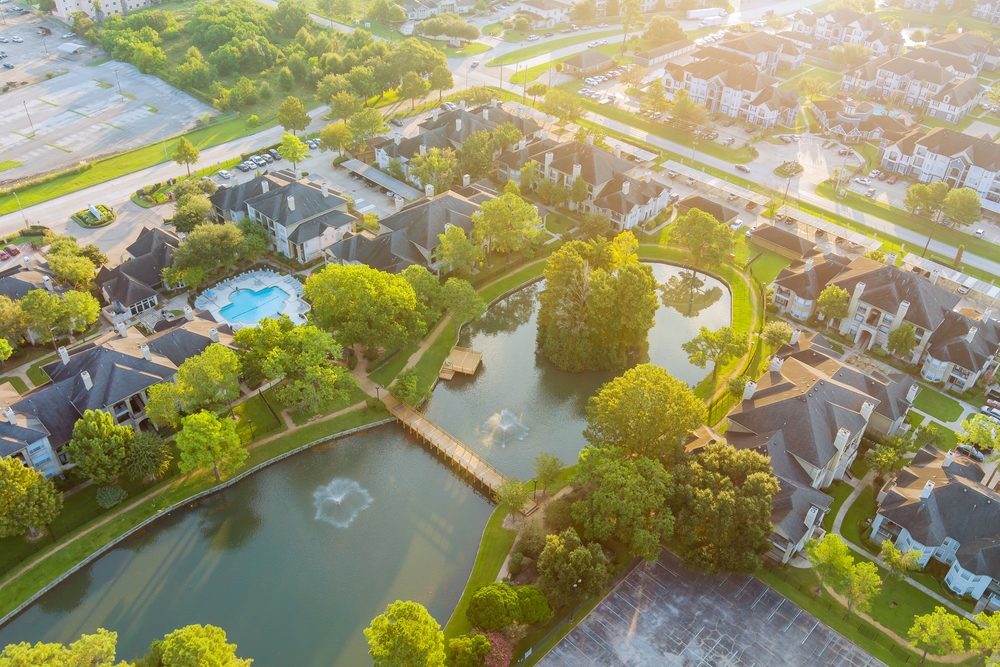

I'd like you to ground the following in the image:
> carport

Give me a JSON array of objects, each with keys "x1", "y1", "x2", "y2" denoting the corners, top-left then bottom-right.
[
  {"x1": 902, "y1": 253, "x2": 1000, "y2": 306},
  {"x1": 774, "y1": 204, "x2": 881, "y2": 251},
  {"x1": 662, "y1": 160, "x2": 770, "y2": 206},
  {"x1": 340, "y1": 159, "x2": 422, "y2": 201},
  {"x1": 57, "y1": 43, "x2": 86, "y2": 54},
  {"x1": 604, "y1": 137, "x2": 658, "y2": 163}
]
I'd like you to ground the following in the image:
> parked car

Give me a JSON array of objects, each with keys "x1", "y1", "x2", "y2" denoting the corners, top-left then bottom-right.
[
  {"x1": 0, "y1": 251, "x2": 10, "y2": 261},
  {"x1": 11, "y1": 36, "x2": 21, "y2": 43},
  {"x1": 544, "y1": 32, "x2": 554, "y2": 37},
  {"x1": 597, "y1": 22, "x2": 608, "y2": 27},
  {"x1": 886, "y1": 174, "x2": 899, "y2": 185},
  {"x1": 958, "y1": 444, "x2": 986, "y2": 462},
  {"x1": 684, "y1": 177, "x2": 697, "y2": 185},
  {"x1": 730, "y1": 218, "x2": 744, "y2": 231},
  {"x1": 869, "y1": 169, "x2": 881, "y2": 178},
  {"x1": 864, "y1": 188, "x2": 876, "y2": 198},
  {"x1": 390, "y1": 118, "x2": 403, "y2": 127},
  {"x1": 269, "y1": 148, "x2": 282, "y2": 160},
  {"x1": 236, "y1": 162, "x2": 250, "y2": 172},
  {"x1": 527, "y1": 34, "x2": 539, "y2": 41},
  {"x1": 218, "y1": 169, "x2": 232, "y2": 179},
  {"x1": 975, "y1": 228, "x2": 986, "y2": 238},
  {"x1": 837, "y1": 148, "x2": 852, "y2": 156},
  {"x1": 745, "y1": 201, "x2": 758, "y2": 210},
  {"x1": 744, "y1": 224, "x2": 758, "y2": 237},
  {"x1": 251, "y1": 155, "x2": 266, "y2": 166},
  {"x1": 877, "y1": 172, "x2": 888, "y2": 181},
  {"x1": 667, "y1": 192, "x2": 680, "y2": 203},
  {"x1": 667, "y1": 171, "x2": 678, "y2": 179},
  {"x1": 261, "y1": 153, "x2": 274, "y2": 163},
  {"x1": 5, "y1": 245, "x2": 19, "y2": 256},
  {"x1": 727, "y1": 193, "x2": 739, "y2": 201},
  {"x1": 735, "y1": 164, "x2": 751, "y2": 174},
  {"x1": 855, "y1": 177, "x2": 872, "y2": 185},
  {"x1": 62, "y1": 32, "x2": 75, "y2": 38},
  {"x1": 2, "y1": 62, "x2": 12, "y2": 69}
]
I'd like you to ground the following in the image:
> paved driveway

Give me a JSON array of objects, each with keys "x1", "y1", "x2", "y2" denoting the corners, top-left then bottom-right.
[{"x1": 540, "y1": 551, "x2": 885, "y2": 667}]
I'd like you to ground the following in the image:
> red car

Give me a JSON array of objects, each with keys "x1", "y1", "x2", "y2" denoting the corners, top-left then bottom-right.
[
  {"x1": 745, "y1": 201, "x2": 758, "y2": 210},
  {"x1": 886, "y1": 175, "x2": 899, "y2": 185},
  {"x1": 5, "y1": 245, "x2": 19, "y2": 256},
  {"x1": 0, "y1": 252, "x2": 11, "y2": 261}
]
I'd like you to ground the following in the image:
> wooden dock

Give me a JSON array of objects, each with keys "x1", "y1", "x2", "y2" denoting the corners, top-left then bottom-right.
[
  {"x1": 439, "y1": 346, "x2": 483, "y2": 380},
  {"x1": 386, "y1": 396, "x2": 537, "y2": 515}
]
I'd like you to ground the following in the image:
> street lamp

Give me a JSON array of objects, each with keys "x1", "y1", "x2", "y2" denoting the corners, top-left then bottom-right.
[
  {"x1": 375, "y1": 384, "x2": 381, "y2": 400},
  {"x1": 114, "y1": 68, "x2": 124, "y2": 103},
  {"x1": 532, "y1": 479, "x2": 537, "y2": 499},
  {"x1": 248, "y1": 418, "x2": 254, "y2": 441},
  {"x1": 12, "y1": 191, "x2": 28, "y2": 228},
  {"x1": 569, "y1": 578, "x2": 582, "y2": 622},
  {"x1": 22, "y1": 101, "x2": 35, "y2": 137}
]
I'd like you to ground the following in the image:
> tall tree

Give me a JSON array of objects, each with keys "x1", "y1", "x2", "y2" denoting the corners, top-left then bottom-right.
[
  {"x1": 259, "y1": 324, "x2": 357, "y2": 414},
  {"x1": 0, "y1": 456, "x2": 62, "y2": 539},
  {"x1": 535, "y1": 527, "x2": 609, "y2": 609},
  {"x1": 643, "y1": 14, "x2": 684, "y2": 46},
  {"x1": 65, "y1": 410, "x2": 134, "y2": 485},
  {"x1": 365, "y1": 601, "x2": 446, "y2": 667},
  {"x1": 571, "y1": 447, "x2": 674, "y2": 560},
  {"x1": 278, "y1": 132, "x2": 310, "y2": 168},
  {"x1": 879, "y1": 540, "x2": 921, "y2": 581},
  {"x1": 304, "y1": 263, "x2": 423, "y2": 355},
  {"x1": 237, "y1": 217, "x2": 270, "y2": 264},
  {"x1": 541, "y1": 89, "x2": 584, "y2": 124},
  {"x1": 533, "y1": 452, "x2": 563, "y2": 492},
  {"x1": 442, "y1": 278, "x2": 485, "y2": 338},
  {"x1": 435, "y1": 225, "x2": 481, "y2": 277},
  {"x1": 584, "y1": 364, "x2": 705, "y2": 461},
  {"x1": 471, "y1": 181, "x2": 540, "y2": 263},
  {"x1": 943, "y1": 187, "x2": 983, "y2": 228},
  {"x1": 491, "y1": 122, "x2": 522, "y2": 153},
  {"x1": 124, "y1": 431, "x2": 172, "y2": 482},
  {"x1": 671, "y1": 208, "x2": 733, "y2": 267},
  {"x1": 967, "y1": 611, "x2": 1000, "y2": 667},
  {"x1": 319, "y1": 122, "x2": 354, "y2": 156},
  {"x1": 887, "y1": 322, "x2": 918, "y2": 358},
  {"x1": 526, "y1": 83, "x2": 547, "y2": 108},
  {"x1": 495, "y1": 477, "x2": 530, "y2": 518},
  {"x1": 277, "y1": 95, "x2": 311, "y2": 135},
  {"x1": 671, "y1": 89, "x2": 708, "y2": 126},
  {"x1": 175, "y1": 410, "x2": 247, "y2": 482},
  {"x1": 909, "y1": 608, "x2": 966, "y2": 664},
  {"x1": 761, "y1": 320, "x2": 793, "y2": 349},
  {"x1": 400, "y1": 71, "x2": 428, "y2": 111},
  {"x1": 448, "y1": 634, "x2": 490, "y2": 667},
  {"x1": 844, "y1": 561, "x2": 882, "y2": 618},
  {"x1": 401, "y1": 265, "x2": 446, "y2": 326},
  {"x1": 797, "y1": 74, "x2": 829, "y2": 98},
  {"x1": 817, "y1": 285, "x2": 850, "y2": 321},
  {"x1": 958, "y1": 414, "x2": 1000, "y2": 453},
  {"x1": 330, "y1": 90, "x2": 362, "y2": 123},
  {"x1": 682, "y1": 326, "x2": 749, "y2": 380},
  {"x1": 170, "y1": 194, "x2": 212, "y2": 233},
  {"x1": 641, "y1": 81, "x2": 669, "y2": 115},
  {"x1": 160, "y1": 624, "x2": 253, "y2": 667},
  {"x1": 429, "y1": 65, "x2": 453, "y2": 103},
  {"x1": 904, "y1": 181, "x2": 949, "y2": 219},
  {"x1": 0, "y1": 628, "x2": 120, "y2": 665},
  {"x1": 409, "y1": 147, "x2": 459, "y2": 194},
  {"x1": 172, "y1": 137, "x2": 200, "y2": 177},
  {"x1": 348, "y1": 107, "x2": 389, "y2": 151},
  {"x1": 619, "y1": 0, "x2": 644, "y2": 53},
  {"x1": 831, "y1": 43, "x2": 874, "y2": 69},
  {"x1": 20, "y1": 289, "x2": 63, "y2": 346},
  {"x1": 805, "y1": 534, "x2": 854, "y2": 597},
  {"x1": 457, "y1": 130, "x2": 495, "y2": 182},
  {"x1": 48, "y1": 253, "x2": 95, "y2": 289},
  {"x1": 578, "y1": 212, "x2": 611, "y2": 241},
  {"x1": 0, "y1": 295, "x2": 26, "y2": 348},
  {"x1": 177, "y1": 344, "x2": 241, "y2": 413},
  {"x1": 673, "y1": 443, "x2": 779, "y2": 573},
  {"x1": 466, "y1": 582, "x2": 519, "y2": 631}
]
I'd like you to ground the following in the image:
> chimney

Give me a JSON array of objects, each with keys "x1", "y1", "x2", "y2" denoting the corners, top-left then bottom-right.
[
  {"x1": 790, "y1": 329, "x2": 801, "y2": 345},
  {"x1": 491, "y1": 98, "x2": 498, "y2": 108},
  {"x1": 294, "y1": 169, "x2": 302, "y2": 181},
  {"x1": 930, "y1": 269, "x2": 939, "y2": 285},
  {"x1": 586, "y1": 133, "x2": 594, "y2": 146},
  {"x1": 860, "y1": 401, "x2": 875, "y2": 421},
  {"x1": 743, "y1": 379, "x2": 757, "y2": 401},
  {"x1": 984, "y1": 308, "x2": 994, "y2": 322},
  {"x1": 834, "y1": 428, "x2": 851, "y2": 451},
  {"x1": 622, "y1": 180, "x2": 630, "y2": 196},
  {"x1": 22, "y1": 257, "x2": 31, "y2": 270},
  {"x1": 804, "y1": 506, "x2": 819, "y2": 528},
  {"x1": 81, "y1": 371, "x2": 93, "y2": 391},
  {"x1": 455, "y1": 118, "x2": 463, "y2": 133},
  {"x1": 463, "y1": 174, "x2": 471, "y2": 187},
  {"x1": 261, "y1": 180, "x2": 269, "y2": 194},
  {"x1": 885, "y1": 252, "x2": 897, "y2": 265},
  {"x1": 419, "y1": 144, "x2": 427, "y2": 156},
  {"x1": 43, "y1": 276, "x2": 53, "y2": 291},
  {"x1": 544, "y1": 151, "x2": 553, "y2": 178},
  {"x1": 395, "y1": 196, "x2": 404, "y2": 213},
  {"x1": 890, "y1": 300, "x2": 910, "y2": 332},
  {"x1": 287, "y1": 196, "x2": 296, "y2": 212},
  {"x1": 183, "y1": 305, "x2": 194, "y2": 321},
  {"x1": 58, "y1": 346, "x2": 69, "y2": 365},
  {"x1": 394, "y1": 135, "x2": 401, "y2": 146},
  {"x1": 321, "y1": 183, "x2": 329, "y2": 198},
  {"x1": 943, "y1": 451, "x2": 956, "y2": 467},
  {"x1": 572, "y1": 163, "x2": 582, "y2": 179},
  {"x1": 614, "y1": 144, "x2": 621, "y2": 159},
  {"x1": 770, "y1": 356, "x2": 785, "y2": 373},
  {"x1": 907, "y1": 383, "x2": 919, "y2": 403},
  {"x1": 804, "y1": 257, "x2": 814, "y2": 272},
  {"x1": 209, "y1": 328, "x2": 219, "y2": 343},
  {"x1": 518, "y1": 137, "x2": 526, "y2": 151},
  {"x1": 425, "y1": 184, "x2": 435, "y2": 198},
  {"x1": 460, "y1": 99, "x2": 467, "y2": 109},
  {"x1": 432, "y1": 107, "x2": 439, "y2": 122},
  {"x1": 2, "y1": 406, "x2": 16, "y2": 425},
  {"x1": 848, "y1": 281, "x2": 866, "y2": 317},
  {"x1": 116, "y1": 322, "x2": 128, "y2": 337},
  {"x1": 921, "y1": 480, "x2": 935, "y2": 499},
  {"x1": 967, "y1": 326, "x2": 978, "y2": 343},
  {"x1": 140, "y1": 344, "x2": 151, "y2": 361},
  {"x1": 483, "y1": 109, "x2": 489, "y2": 122}
]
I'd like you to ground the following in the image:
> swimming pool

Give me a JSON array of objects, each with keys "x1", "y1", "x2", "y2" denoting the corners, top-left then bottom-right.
[{"x1": 220, "y1": 286, "x2": 291, "y2": 324}]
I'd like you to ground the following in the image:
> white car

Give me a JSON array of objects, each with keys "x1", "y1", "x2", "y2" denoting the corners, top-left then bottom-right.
[
  {"x1": 62, "y1": 32, "x2": 75, "y2": 38},
  {"x1": 730, "y1": 219, "x2": 745, "y2": 231},
  {"x1": 11, "y1": 36, "x2": 22, "y2": 43},
  {"x1": 597, "y1": 22, "x2": 608, "y2": 27},
  {"x1": 869, "y1": 169, "x2": 881, "y2": 178},
  {"x1": 527, "y1": 34, "x2": 539, "y2": 41},
  {"x1": 218, "y1": 169, "x2": 232, "y2": 179},
  {"x1": 799, "y1": 6, "x2": 813, "y2": 13},
  {"x1": 975, "y1": 228, "x2": 986, "y2": 238},
  {"x1": 855, "y1": 177, "x2": 872, "y2": 186}
]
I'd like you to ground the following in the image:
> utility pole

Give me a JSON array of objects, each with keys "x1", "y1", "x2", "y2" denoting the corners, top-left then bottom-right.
[
  {"x1": 12, "y1": 191, "x2": 28, "y2": 228},
  {"x1": 22, "y1": 101, "x2": 35, "y2": 136},
  {"x1": 114, "y1": 68, "x2": 124, "y2": 102}
]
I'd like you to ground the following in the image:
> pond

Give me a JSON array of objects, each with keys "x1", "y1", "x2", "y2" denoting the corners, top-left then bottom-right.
[{"x1": 0, "y1": 261, "x2": 731, "y2": 664}]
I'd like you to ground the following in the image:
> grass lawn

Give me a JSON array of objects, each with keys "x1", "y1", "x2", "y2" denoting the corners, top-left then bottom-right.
[
  {"x1": 487, "y1": 30, "x2": 622, "y2": 65},
  {"x1": 443, "y1": 505, "x2": 518, "y2": 640},
  {"x1": 841, "y1": 485, "x2": 875, "y2": 553},
  {"x1": 746, "y1": 246, "x2": 792, "y2": 284},
  {"x1": 233, "y1": 392, "x2": 284, "y2": 442},
  {"x1": 913, "y1": 388, "x2": 963, "y2": 423},
  {"x1": 932, "y1": 421, "x2": 959, "y2": 450},
  {"x1": 0, "y1": 160, "x2": 23, "y2": 173},
  {"x1": 289, "y1": 384, "x2": 370, "y2": 426},
  {"x1": 368, "y1": 343, "x2": 419, "y2": 388},
  {"x1": 821, "y1": 481, "x2": 854, "y2": 531},
  {"x1": 0, "y1": 376, "x2": 28, "y2": 394},
  {"x1": 545, "y1": 213, "x2": 575, "y2": 235},
  {"x1": 26, "y1": 354, "x2": 57, "y2": 386}
]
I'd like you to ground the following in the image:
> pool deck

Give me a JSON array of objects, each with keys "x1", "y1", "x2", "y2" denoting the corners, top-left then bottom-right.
[{"x1": 194, "y1": 270, "x2": 309, "y2": 329}]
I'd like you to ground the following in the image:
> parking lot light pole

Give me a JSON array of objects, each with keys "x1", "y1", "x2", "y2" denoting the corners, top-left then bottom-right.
[
  {"x1": 12, "y1": 191, "x2": 28, "y2": 228},
  {"x1": 22, "y1": 101, "x2": 35, "y2": 137},
  {"x1": 114, "y1": 68, "x2": 124, "y2": 102}
]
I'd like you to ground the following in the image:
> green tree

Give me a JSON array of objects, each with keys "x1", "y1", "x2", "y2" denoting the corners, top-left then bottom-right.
[
  {"x1": 727, "y1": 375, "x2": 748, "y2": 398},
  {"x1": 0, "y1": 296, "x2": 26, "y2": 348},
  {"x1": 435, "y1": 225, "x2": 481, "y2": 277},
  {"x1": 845, "y1": 561, "x2": 882, "y2": 617},
  {"x1": 365, "y1": 600, "x2": 446, "y2": 667},
  {"x1": 541, "y1": 88, "x2": 584, "y2": 124},
  {"x1": 959, "y1": 414, "x2": 1000, "y2": 453},
  {"x1": 671, "y1": 208, "x2": 733, "y2": 267},
  {"x1": 887, "y1": 322, "x2": 918, "y2": 358},
  {"x1": 904, "y1": 181, "x2": 949, "y2": 220},
  {"x1": 880, "y1": 540, "x2": 921, "y2": 581},
  {"x1": 578, "y1": 212, "x2": 610, "y2": 241},
  {"x1": 124, "y1": 431, "x2": 172, "y2": 482},
  {"x1": 967, "y1": 611, "x2": 1000, "y2": 667},
  {"x1": 448, "y1": 634, "x2": 490, "y2": 667},
  {"x1": 304, "y1": 263, "x2": 423, "y2": 355},
  {"x1": 643, "y1": 14, "x2": 684, "y2": 46},
  {"x1": 429, "y1": 65, "x2": 453, "y2": 103},
  {"x1": 570, "y1": 0, "x2": 596, "y2": 20},
  {"x1": 671, "y1": 89, "x2": 708, "y2": 126},
  {"x1": 65, "y1": 410, "x2": 134, "y2": 485},
  {"x1": 569, "y1": 176, "x2": 589, "y2": 210},
  {"x1": 805, "y1": 534, "x2": 854, "y2": 597},
  {"x1": 329, "y1": 90, "x2": 362, "y2": 123},
  {"x1": 532, "y1": 452, "x2": 563, "y2": 492},
  {"x1": 170, "y1": 222, "x2": 244, "y2": 288},
  {"x1": 641, "y1": 81, "x2": 669, "y2": 115},
  {"x1": 584, "y1": 363, "x2": 705, "y2": 461},
  {"x1": 526, "y1": 83, "x2": 548, "y2": 107},
  {"x1": 278, "y1": 132, "x2": 310, "y2": 168},
  {"x1": 171, "y1": 194, "x2": 212, "y2": 233},
  {"x1": 20, "y1": 289, "x2": 62, "y2": 346},
  {"x1": 943, "y1": 187, "x2": 983, "y2": 228},
  {"x1": 673, "y1": 443, "x2": 779, "y2": 573},
  {"x1": 402, "y1": 265, "x2": 445, "y2": 326},
  {"x1": 495, "y1": 477, "x2": 530, "y2": 518},
  {"x1": 178, "y1": 344, "x2": 241, "y2": 412},
  {"x1": 400, "y1": 71, "x2": 428, "y2": 111},
  {"x1": 389, "y1": 368, "x2": 429, "y2": 407},
  {"x1": 914, "y1": 423, "x2": 944, "y2": 449},
  {"x1": 264, "y1": 326, "x2": 356, "y2": 414},
  {"x1": 535, "y1": 527, "x2": 609, "y2": 609},
  {"x1": 682, "y1": 326, "x2": 749, "y2": 380},
  {"x1": 618, "y1": 0, "x2": 644, "y2": 53},
  {"x1": 442, "y1": 277, "x2": 485, "y2": 338},
  {"x1": 409, "y1": 147, "x2": 459, "y2": 194},
  {"x1": 59, "y1": 291, "x2": 100, "y2": 336},
  {"x1": 172, "y1": 136, "x2": 200, "y2": 177},
  {"x1": 490, "y1": 122, "x2": 522, "y2": 155},
  {"x1": 0, "y1": 455, "x2": 62, "y2": 539},
  {"x1": 471, "y1": 181, "x2": 540, "y2": 263},
  {"x1": 0, "y1": 338, "x2": 12, "y2": 366},
  {"x1": 865, "y1": 443, "x2": 898, "y2": 480},
  {"x1": 457, "y1": 130, "x2": 495, "y2": 182},
  {"x1": 175, "y1": 410, "x2": 247, "y2": 482},
  {"x1": 831, "y1": 42, "x2": 874, "y2": 69},
  {"x1": 277, "y1": 95, "x2": 311, "y2": 135},
  {"x1": 817, "y1": 285, "x2": 850, "y2": 321},
  {"x1": 319, "y1": 122, "x2": 354, "y2": 156},
  {"x1": 348, "y1": 107, "x2": 389, "y2": 150},
  {"x1": 0, "y1": 628, "x2": 120, "y2": 665},
  {"x1": 160, "y1": 623, "x2": 252, "y2": 666},
  {"x1": 761, "y1": 320, "x2": 793, "y2": 349},
  {"x1": 909, "y1": 608, "x2": 966, "y2": 664},
  {"x1": 519, "y1": 160, "x2": 541, "y2": 191},
  {"x1": 48, "y1": 253, "x2": 95, "y2": 289},
  {"x1": 466, "y1": 582, "x2": 519, "y2": 631},
  {"x1": 515, "y1": 585, "x2": 553, "y2": 624},
  {"x1": 571, "y1": 447, "x2": 673, "y2": 560},
  {"x1": 797, "y1": 74, "x2": 829, "y2": 98},
  {"x1": 237, "y1": 217, "x2": 270, "y2": 264}
]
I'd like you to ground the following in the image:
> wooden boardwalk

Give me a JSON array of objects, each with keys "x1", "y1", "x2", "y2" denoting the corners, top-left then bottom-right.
[
  {"x1": 386, "y1": 396, "x2": 537, "y2": 515},
  {"x1": 439, "y1": 346, "x2": 483, "y2": 380}
]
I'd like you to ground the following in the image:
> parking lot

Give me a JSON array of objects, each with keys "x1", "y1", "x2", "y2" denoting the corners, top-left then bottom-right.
[
  {"x1": 540, "y1": 551, "x2": 885, "y2": 667},
  {"x1": 0, "y1": 7, "x2": 211, "y2": 183}
]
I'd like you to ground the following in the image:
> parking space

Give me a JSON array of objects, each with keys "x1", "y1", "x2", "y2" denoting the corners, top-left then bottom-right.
[
  {"x1": 0, "y1": 7, "x2": 211, "y2": 182},
  {"x1": 540, "y1": 550, "x2": 885, "y2": 667}
]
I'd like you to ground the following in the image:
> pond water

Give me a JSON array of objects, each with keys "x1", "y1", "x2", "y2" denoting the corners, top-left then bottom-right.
[
  {"x1": 0, "y1": 261, "x2": 730, "y2": 665},
  {"x1": 424, "y1": 262, "x2": 731, "y2": 479}
]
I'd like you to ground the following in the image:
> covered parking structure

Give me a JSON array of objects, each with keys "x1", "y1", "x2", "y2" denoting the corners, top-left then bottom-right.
[
  {"x1": 902, "y1": 253, "x2": 1000, "y2": 308},
  {"x1": 774, "y1": 204, "x2": 882, "y2": 252},
  {"x1": 662, "y1": 160, "x2": 770, "y2": 207},
  {"x1": 340, "y1": 159, "x2": 423, "y2": 201},
  {"x1": 604, "y1": 137, "x2": 658, "y2": 163}
]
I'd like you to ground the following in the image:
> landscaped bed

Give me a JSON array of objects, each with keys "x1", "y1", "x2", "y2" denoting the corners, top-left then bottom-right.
[{"x1": 70, "y1": 204, "x2": 116, "y2": 228}]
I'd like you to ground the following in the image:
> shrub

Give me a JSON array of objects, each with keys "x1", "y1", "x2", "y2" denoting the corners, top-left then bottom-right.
[
  {"x1": 508, "y1": 551, "x2": 530, "y2": 576},
  {"x1": 348, "y1": 354, "x2": 358, "y2": 370},
  {"x1": 96, "y1": 486, "x2": 128, "y2": 509},
  {"x1": 365, "y1": 397, "x2": 385, "y2": 411},
  {"x1": 871, "y1": 346, "x2": 888, "y2": 358},
  {"x1": 544, "y1": 497, "x2": 574, "y2": 534},
  {"x1": 515, "y1": 585, "x2": 552, "y2": 625},
  {"x1": 517, "y1": 519, "x2": 546, "y2": 560},
  {"x1": 479, "y1": 630, "x2": 513, "y2": 667},
  {"x1": 467, "y1": 582, "x2": 519, "y2": 631}
]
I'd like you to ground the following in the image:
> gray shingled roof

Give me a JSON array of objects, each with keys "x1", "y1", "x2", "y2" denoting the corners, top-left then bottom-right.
[{"x1": 926, "y1": 311, "x2": 1000, "y2": 372}]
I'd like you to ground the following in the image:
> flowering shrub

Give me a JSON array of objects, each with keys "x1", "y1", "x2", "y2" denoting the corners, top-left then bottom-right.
[{"x1": 478, "y1": 630, "x2": 513, "y2": 667}]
